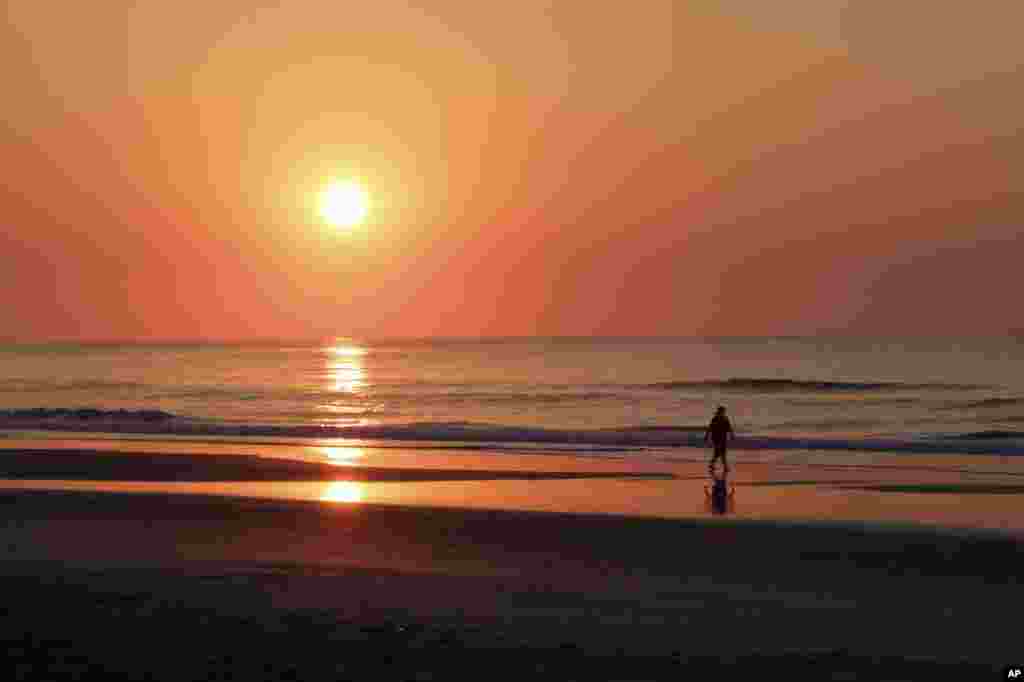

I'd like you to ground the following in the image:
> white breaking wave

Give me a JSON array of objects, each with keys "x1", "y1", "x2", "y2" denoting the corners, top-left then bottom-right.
[{"x1": 1, "y1": 409, "x2": 1022, "y2": 455}]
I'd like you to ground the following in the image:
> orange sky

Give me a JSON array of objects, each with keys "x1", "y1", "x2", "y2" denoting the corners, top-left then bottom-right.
[{"x1": 3, "y1": 1, "x2": 1022, "y2": 340}]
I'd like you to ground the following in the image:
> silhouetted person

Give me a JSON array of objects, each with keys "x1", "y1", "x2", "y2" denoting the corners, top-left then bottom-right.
[
  {"x1": 704, "y1": 405, "x2": 734, "y2": 474},
  {"x1": 705, "y1": 469, "x2": 735, "y2": 515}
]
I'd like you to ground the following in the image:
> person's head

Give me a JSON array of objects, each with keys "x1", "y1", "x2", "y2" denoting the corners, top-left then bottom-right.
[{"x1": 716, "y1": 406, "x2": 726, "y2": 415}]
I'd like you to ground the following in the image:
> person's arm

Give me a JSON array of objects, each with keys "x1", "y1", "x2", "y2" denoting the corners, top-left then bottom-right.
[{"x1": 728, "y1": 419, "x2": 736, "y2": 441}]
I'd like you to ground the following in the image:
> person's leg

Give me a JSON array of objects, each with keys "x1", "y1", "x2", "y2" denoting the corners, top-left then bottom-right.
[{"x1": 710, "y1": 442, "x2": 725, "y2": 473}]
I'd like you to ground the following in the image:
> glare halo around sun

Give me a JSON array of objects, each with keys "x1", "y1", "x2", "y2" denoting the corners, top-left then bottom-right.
[{"x1": 319, "y1": 180, "x2": 370, "y2": 228}]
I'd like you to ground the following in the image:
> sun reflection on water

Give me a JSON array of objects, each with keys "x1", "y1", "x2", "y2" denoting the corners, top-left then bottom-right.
[
  {"x1": 316, "y1": 446, "x2": 366, "y2": 466},
  {"x1": 319, "y1": 481, "x2": 365, "y2": 504},
  {"x1": 330, "y1": 344, "x2": 367, "y2": 358},
  {"x1": 327, "y1": 343, "x2": 366, "y2": 394}
]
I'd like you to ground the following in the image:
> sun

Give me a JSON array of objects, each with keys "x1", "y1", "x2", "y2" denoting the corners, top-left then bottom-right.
[{"x1": 319, "y1": 180, "x2": 369, "y2": 228}]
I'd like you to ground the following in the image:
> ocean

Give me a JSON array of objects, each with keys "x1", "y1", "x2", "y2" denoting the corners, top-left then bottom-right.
[{"x1": 1, "y1": 337, "x2": 1022, "y2": 456}]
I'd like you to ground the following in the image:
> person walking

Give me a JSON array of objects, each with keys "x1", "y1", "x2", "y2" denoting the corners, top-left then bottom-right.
[{"x1": 704, "y1": 406, "x2": 735, "y2": 473}]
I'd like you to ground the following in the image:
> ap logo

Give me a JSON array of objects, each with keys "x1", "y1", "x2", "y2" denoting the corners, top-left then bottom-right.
[{"x1": 1005, "y1": 666, "x2": 1022, "y2": 679}]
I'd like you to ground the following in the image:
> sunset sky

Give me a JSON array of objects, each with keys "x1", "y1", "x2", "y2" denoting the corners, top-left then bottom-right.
[{"x1": 3, "y1": 1, "x2": 1022, "y2": 340}]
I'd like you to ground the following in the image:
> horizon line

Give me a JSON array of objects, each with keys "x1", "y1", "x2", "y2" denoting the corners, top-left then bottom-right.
[{"x1": 1, "y1": 333, "x2": 1022, "y2": 346}]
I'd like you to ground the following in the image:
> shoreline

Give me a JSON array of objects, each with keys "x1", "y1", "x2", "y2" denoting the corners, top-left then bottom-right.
[
  {"x1": 2, "y1": 419, "x2": 1022, "y2": 456},
  {"x1": 3, "y1": 441, "x2": 1024, "y2": 534},
  {"x1": 1, "y1": 439, "x2": 1023, "y2": 675}
]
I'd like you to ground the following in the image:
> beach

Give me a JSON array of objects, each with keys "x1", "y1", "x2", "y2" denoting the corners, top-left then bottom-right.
[
  {"x1": 1, "y1": 441, "x2": 1020, "y2": 679},
  {"x1": 2, "y1": 339, "x2": 1022, "y2": 677}
]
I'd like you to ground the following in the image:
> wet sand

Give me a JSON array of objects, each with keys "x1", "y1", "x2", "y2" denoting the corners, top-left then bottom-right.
[
  {"x1": 3, "y1": 442, "x2": 1024, "y2": 533},
  {"x1": 0, "y1": 444, "x2": 1020, "y2": 678},
  {"x1": 0, "y1": 448, "x2": 674, "y2": 482}
]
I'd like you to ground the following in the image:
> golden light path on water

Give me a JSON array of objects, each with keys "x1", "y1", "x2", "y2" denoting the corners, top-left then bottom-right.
[
  {"x1": 319, "y1": 481, "x2": 366, "y2": 504},
  {"x1": 320, "y1": 342, "x2": 371, "y2": 425},
  {"x1": 328, "y1": 343, "x2": 366, "y2": 394},
  {"x1": 317, "y1": 446, "x2": 367, "y2": 466}
]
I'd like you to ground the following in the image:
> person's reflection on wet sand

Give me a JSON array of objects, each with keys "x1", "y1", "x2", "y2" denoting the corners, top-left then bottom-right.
[{"x1": 705, "y1": 469, "x2": 735, "y2": 515}]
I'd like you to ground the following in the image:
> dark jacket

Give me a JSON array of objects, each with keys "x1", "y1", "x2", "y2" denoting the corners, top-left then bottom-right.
[{"x1": 706, "y1": 414, "x2": 733, "y2": 444}]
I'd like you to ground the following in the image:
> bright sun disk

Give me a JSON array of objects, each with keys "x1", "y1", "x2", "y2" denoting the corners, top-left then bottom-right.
[{"x1": 319, "y1": 181, "x2": 369, "y2": 228}]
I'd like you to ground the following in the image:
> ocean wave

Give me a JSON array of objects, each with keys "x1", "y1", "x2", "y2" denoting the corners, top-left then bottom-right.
[
  {"x1": 784, "y1": 397, "x2": 921, "y2": 407},
  {"x1": 757, "y1": 418, "x2": 884, "y2": 431},
  {"x1": 0, "y1": 379, "x2": 148, "y2": 393},
  {"x1": 1, "y1": 410, "x2": 1022, "y2": 455},
  {"x1": 949, "y1": 398, "x2": 1024, "y2": 409},
  {"x1": 22, "y1": 378, "x2": 981, "y2": 403},
  {"x1": 938, "y1": 430, "x2": 1024, "y2": 441},
  {"x1": 0, "y1": 408, "x2": 176, "y2": 421},
  {"x1": 643, "y1": 378, "x2": 985, "y2": 392},
  {"x1": 369, "y1": 391, "x2": 623, "y2": 404}
]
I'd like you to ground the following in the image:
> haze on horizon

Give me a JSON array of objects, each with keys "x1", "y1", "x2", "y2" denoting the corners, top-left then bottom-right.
[{"x1": 3, "y1": 1, "x2": 1022, "y2": 341}]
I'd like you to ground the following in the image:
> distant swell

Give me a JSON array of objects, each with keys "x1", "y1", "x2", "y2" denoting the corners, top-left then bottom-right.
[
  {"x1": 952, "y1": 398, "x2": 1024, "y2": 409},
  {"x1": 0, "y1": 408, "x2": 176, "y2": 422},
  {"x1": 940, "y1": 430, "x2": 1024, "y2": 441},
  {"x1": 1, "y1": 409, "x2": 1022, "y2": 455},
  {"x1": 0, "y1": 379, "x2": 147, "y2": 393},
  {"x1": 372, "y1": 391, "x2": 623, "y2": 404},
  {"x1": 644, "y1": 378, "x2": 985, "y2": 392}
]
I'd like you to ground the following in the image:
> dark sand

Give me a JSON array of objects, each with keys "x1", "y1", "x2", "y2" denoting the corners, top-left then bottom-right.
[{"x1": 1, "y1": 488, "x2": 1018, "y2": 679}]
